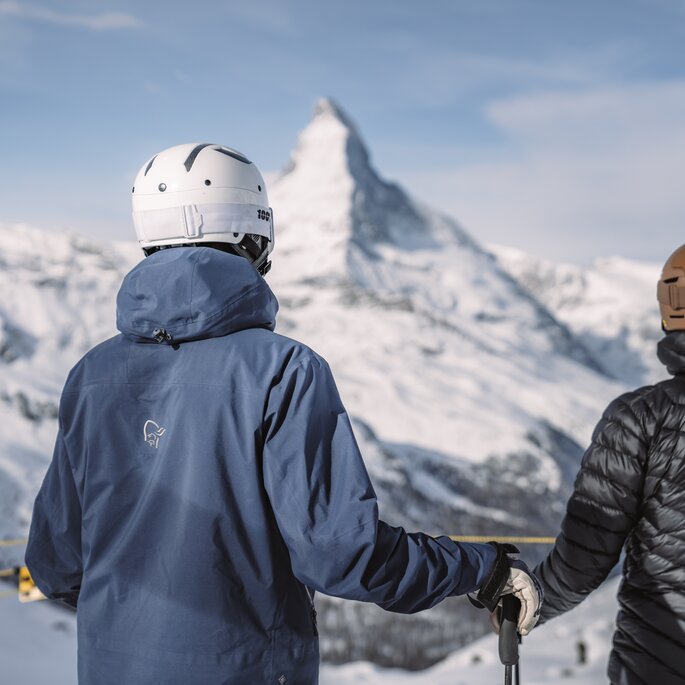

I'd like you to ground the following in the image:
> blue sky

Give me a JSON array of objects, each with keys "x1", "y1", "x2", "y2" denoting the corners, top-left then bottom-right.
[{"x1": 1, "y1": 0, "x2": 685, "y2": 262}]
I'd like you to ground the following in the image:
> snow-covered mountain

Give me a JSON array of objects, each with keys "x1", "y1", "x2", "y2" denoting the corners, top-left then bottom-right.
[
  {"x1": 492, "y1": 245, "x2": 664, "y2": 387},
  {"x1": 268, "y1": 99, "x2": 625, "y2": 547},
  {"x1": 0, "y1": 98, "x2": 646, "y2": 672}
]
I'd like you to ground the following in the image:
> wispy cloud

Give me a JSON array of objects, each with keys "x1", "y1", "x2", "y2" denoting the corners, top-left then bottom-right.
[
  {"x1": 403, "y1": 81, "x2": 685, "y2": 263},
  {"x1": 0, "y1": 1, "x2": 142, "y2": 31},
  {"x1": 369, "y1": 35, "x2": 634, "y2": 109},
  {"x1": 223, "y1": 1, "x2": 297, "y2": 37}
]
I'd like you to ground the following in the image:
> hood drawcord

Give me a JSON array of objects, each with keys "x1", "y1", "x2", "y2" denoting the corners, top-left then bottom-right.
[
  {"x1": 152, "y1": 328, "x2": 179, "y2": 349},
  {"x1": 152, "y1": 328, "x2": 172, "y2": 344}
]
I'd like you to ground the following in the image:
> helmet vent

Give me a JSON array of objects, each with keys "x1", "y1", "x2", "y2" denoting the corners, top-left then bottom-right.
[
  {"x1": 204, "y1": 179, "x2": 211, "y2": 186},
  {"x1": 664, "y1": 277, "x2": 679, "y2": 284},
  {"x1": 184, "y1": 143, "x2": 213, "y2": 172},
  {"x1": 215, "y1": 147, "x2": 251, "y2": 164},
  {"x1": 144, "y1": 155, "x2": 158, "y2": 176}
]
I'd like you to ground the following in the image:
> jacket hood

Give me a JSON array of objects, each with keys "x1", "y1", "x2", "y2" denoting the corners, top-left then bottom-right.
[
  {"x1": 657, "y1": 330, "x2": 685, "y2": 376},
  {"x1": 116, "y1": 247, "x2": 278, "y2": 344}
]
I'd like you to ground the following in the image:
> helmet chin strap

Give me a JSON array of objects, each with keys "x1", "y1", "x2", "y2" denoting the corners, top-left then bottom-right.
[
  {"x1": 216, "y1": 236, "x2": 271, "y2": 276},
  {"x1": 250, "y1": 244, "x2": 272, "y2": 276}
]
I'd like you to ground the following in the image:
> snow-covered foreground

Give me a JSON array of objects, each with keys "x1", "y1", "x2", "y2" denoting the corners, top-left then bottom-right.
[
  {"x1": 0, "y1": 577, "x2": 619, "y2": 684},
  {"x1": 322, "y1": 577, "x2": 620, "y2": 685},
  {"x1": 0, "y1": 592, "x2": 78, "y2": 684}
]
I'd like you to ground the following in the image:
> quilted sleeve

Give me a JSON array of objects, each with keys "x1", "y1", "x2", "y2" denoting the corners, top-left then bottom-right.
[{"x1": 534, "y1": 387, "x2": 654, "y2": 622}]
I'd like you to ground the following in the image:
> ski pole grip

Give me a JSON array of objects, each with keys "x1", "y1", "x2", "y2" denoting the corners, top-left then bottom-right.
[{"x1": 498, "y1": 594, "x2": 520, "y2": 666}]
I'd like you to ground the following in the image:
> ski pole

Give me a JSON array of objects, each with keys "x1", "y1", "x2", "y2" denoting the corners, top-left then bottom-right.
[{"x1": 498, "y1": 594, "x2": 521, "y2": 685}]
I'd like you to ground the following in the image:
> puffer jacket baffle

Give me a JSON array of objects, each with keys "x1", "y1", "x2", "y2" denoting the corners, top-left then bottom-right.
[{"x1": 535, "y1": 331, "x2": 685, "y2": 685}]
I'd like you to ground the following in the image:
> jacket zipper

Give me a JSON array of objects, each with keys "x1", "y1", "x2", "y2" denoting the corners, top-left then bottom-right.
[{"x1": 305, "y1": 587, "x2": 318, "y2": 637}]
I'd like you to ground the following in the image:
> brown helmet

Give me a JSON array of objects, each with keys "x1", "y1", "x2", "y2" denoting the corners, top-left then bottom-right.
[{"x1": 658, "y1": 244, "x2": 685, "y2": 331}]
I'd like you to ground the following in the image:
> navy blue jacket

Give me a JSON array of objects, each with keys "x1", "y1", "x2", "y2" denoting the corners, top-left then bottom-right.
[{"x1": 26, "y1": 247, "x2": 496, "y2": 684}]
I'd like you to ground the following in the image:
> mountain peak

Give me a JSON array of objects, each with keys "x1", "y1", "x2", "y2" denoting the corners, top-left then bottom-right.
[
  {"x1": 277, "y1": 97, "x2": 371, "y2": 184},
  {"x1": 271, "y1": 97, "x2": 441, "y2": 276},
  {"x1": 313, "y1": 97, "x2": 360, "y2": 136}
]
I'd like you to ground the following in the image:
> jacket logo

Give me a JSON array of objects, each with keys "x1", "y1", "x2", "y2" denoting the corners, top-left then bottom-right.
[{"x1": 144, "y1": 419, "x2": 166, "y2": 448}]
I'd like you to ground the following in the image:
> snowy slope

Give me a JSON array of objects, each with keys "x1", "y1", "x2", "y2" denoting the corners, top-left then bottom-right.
[
  {"x1": 267, "y1": 100, "x2": 627, "y2": 537},
  {"x1": 0, "y1": 99, "x2": 636, "y2": 669},
  {"x1": 0, "y1": 576, "x2": 620, "y2": 685},
  {"x1": 492, "y1": 245, "x2": 665, "y2": 387}
]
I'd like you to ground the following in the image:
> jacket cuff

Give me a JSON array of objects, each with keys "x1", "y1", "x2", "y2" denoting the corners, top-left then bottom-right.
[{"x1": 475, "y1": 542, "x2": 516, "y2": 611}]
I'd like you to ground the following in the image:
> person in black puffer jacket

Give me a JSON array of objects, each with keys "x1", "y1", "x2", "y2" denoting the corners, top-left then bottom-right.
[{"x1": 533, "y1": 244, "x2": 685, "y2": 685}]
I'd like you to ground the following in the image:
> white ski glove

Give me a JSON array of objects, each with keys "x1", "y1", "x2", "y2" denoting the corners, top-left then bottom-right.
[
  {"x1": 500, "y1": 560, "x2": 543, "y2": 635},
  {"x1": 468, "y1": 543, "x2": 543, "y2": 636}
]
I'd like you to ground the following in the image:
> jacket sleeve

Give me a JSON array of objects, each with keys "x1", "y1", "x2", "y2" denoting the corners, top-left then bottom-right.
[
  {"x1": 533, "y1": 388, "x2": 652, "y2": 623},
  {"x1": 262, "y1": 352, "x2": 496, "y2": 614},
  {"x1": 25, "y1": 425, "x2": 83, "y2": 608}
]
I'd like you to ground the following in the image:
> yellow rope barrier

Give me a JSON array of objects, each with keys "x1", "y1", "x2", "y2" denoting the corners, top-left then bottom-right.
[
  {"x1": 450, "y1": 535, "x2": 556, "y2": 544},
  {"x1": 2, "y1": 535, "x2": 558, "y2": 549},
  {"x1": 0, "y1": 539, "x2": 27, "y2": 547},
  {"x1": 0, "y1": 533, "x2": 558, "y2": 601}
]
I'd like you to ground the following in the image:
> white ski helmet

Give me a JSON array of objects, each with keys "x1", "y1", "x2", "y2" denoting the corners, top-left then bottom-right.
[{"x1": 131, "y1": 143, "x2": 274, "y2": 274}]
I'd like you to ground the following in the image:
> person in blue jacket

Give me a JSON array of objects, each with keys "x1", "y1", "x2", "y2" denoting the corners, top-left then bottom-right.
[{"x1": 25, "y1": 143, "x2": 542, "y2": 685}]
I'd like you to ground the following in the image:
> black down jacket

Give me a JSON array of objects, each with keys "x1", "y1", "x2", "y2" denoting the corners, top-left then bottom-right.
[{"x1": 534, "y1": 331, "x2": 685, "y2": 685}]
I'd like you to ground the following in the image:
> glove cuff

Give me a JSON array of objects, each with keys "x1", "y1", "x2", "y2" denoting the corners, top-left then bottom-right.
[{"x1": 475, "y1": 542, "x2": 518, "y2": 612}]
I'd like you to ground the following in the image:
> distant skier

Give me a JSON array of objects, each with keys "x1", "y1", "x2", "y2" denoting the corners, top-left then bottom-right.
[
  {"x1": 25, "y1": 143, "x2": 541, "y2": 684},
  {"x1": 533, "y1": 244, "x2": 685, "y2": 685}
]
